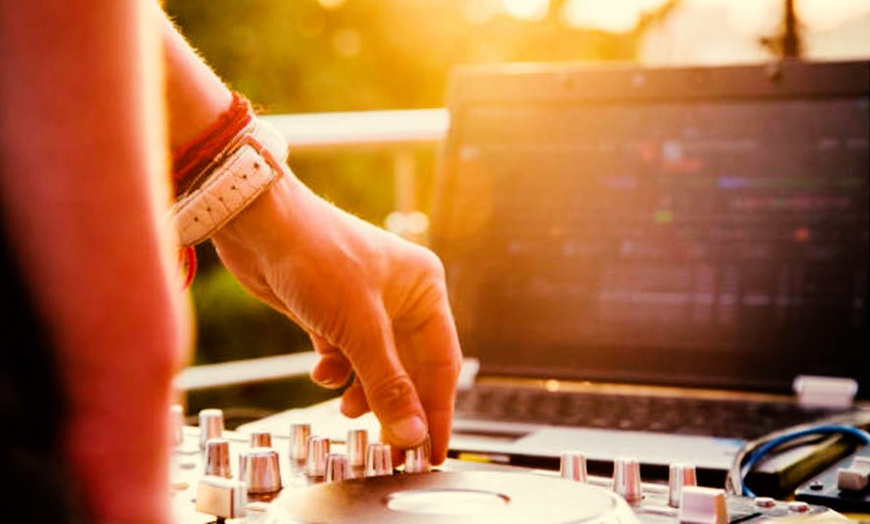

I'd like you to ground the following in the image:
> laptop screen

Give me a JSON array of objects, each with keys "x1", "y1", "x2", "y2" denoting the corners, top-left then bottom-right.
[{"x1": 430, "y1": 60, "x2": 869, "y2": 398}]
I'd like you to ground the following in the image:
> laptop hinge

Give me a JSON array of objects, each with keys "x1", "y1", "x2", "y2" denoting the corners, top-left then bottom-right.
[
  {"x1": 792, "y1": 375, "x2": 857, "y2": 409},
  {"x1": 457, "y1": 358, "x2": 480, "y2": 390}
]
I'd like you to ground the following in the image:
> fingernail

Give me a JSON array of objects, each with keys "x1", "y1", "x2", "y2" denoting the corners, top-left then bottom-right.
[{"x1": 389, "y1": 416, "x2": 427, "y2": 446}]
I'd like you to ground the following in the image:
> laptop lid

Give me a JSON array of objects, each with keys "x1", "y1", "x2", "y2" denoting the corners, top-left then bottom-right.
[{"x1": 429, "y1": 59, "x2": 869, "y2": 400}]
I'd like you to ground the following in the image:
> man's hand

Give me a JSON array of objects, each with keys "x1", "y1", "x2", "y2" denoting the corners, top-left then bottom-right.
[{"x1": 211, "y1": 174, "x2": 462, "y2": 464}]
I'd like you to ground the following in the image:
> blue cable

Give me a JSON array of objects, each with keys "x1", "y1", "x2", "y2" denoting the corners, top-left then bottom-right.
[{"x1": 740, "y1": 424, "x2": 870, "y2": 497}]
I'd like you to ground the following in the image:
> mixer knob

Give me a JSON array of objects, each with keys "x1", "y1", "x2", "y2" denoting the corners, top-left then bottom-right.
[
  {"x1": 289, "y1": 423, "x2": 311, "y2": 472},
  {"x1": 668, "y1": 462, "x2": 698, "y2": 508},
  {"x1": 204, "y1": 438, "x2": 232, "y2": 478},
  {"x1": 240, "y1": 448, "x2": 283, "y2": 495},
  {"x1": 250, "y1": 431, "x2": 272, "y2": 448},
  {"x1": 365, "y1": 442, "x2": 393, "y2": 477},
  {"x1": 198, "y1": 408, "x2": 224, "y2": 450},
  {"x1": 347, "y1": 429, "x2": 369, "y2": 474},
  {"x1": 325, "y1": 453, "x2": 350, "y2": 482},
  {"x1": 612, "y1": 457, "x2": 643, "y2": 503},
  {"x1": 305, "y1": 436, "x2": 331, "y2": 479},
  {"x1": 678, "y1": 486, "x2": 728, "y2": 524},
  {"x1": 195, "y1": 476, "x2": 247, "y2": 519},
  {"x1": 560, "y1": 451, "x2": 588, "y2": 482},
  {"x1": 404, "y1": 437, "x2": 431, "y2": 474},
  {"x1": 170, "y1": 404, "x2": 184, "y2": 447}
]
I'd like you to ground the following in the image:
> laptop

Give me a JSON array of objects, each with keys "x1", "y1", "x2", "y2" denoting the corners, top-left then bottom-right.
[
  {"x1": 428, "y1": 58, "x2": 869, "y2": 483},
  {"x1": 241, "y1": 59, "x2": 869, "y2": 485}
]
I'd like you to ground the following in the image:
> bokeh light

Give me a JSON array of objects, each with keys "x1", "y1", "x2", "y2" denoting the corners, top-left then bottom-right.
[
  {"x1": 316, "y1": 0, "x2": 345, "y2": 10},
  {"x1": 560, "y1": 0, "x2": 670, "y2": 33},
  {"x1": 502, "y1": 0, "x2": 550, "y2": 21}
]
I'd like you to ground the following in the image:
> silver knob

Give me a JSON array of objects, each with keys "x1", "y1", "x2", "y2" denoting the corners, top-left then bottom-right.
[
  {"x1": 403, "y1": 437, "x2": 431, "y2": 474},
  {"x1": 250, "y1": 431, "x2": 272, "y2": 448},
  {"x1": 560, "y1": 451, "x2": 588, "y2": 482},
  {"x1": 204, "y1": 438, "x2": 232, "y2": 478},
  {"x1": 305, "y1": 436, "x2": 331, "y2": 478},
  {"x1": 612, "y1": 457, "x2": 643, "y2": 503},
  {"x1": 198, "y1": 408, "x2": 224, "y2": 450},
  {"x1": 325, "y1": 453, "x2": 350, "y2": 482},
  {"x1": 365, "y1": 442, "x2": 393, "y2": 477},
  {"x1": 668, "y1": 462, "x2": 697, "y2": 507},
  {"x1": 170, "y1": 404, "x2": 184, "y2": 447},
  {"x1": 240, "y1": 448, "x2": 282, "y2": 494},
  {"x1": 289, "y1": 423, "x2": 311, "y2": 472},
  {"x1": 347, "y1": 429, "x2": 369, "y2": 470}
]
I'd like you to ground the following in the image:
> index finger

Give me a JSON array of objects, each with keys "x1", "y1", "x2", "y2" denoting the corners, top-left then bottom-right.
[
  {"x1": 341, "y1": 307, "x2": 430, "y2": 450},
  {"x1": 400, "y1": 303, "x2": 462, "y2": 465}
]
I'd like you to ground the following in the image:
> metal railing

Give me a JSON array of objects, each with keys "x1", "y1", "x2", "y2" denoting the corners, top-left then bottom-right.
[{"x1": 174, "y1": 109, "x2": 449, "y2": 393}]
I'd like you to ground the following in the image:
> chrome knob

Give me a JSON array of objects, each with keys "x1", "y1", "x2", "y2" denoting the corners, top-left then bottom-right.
[
  {"x1": 325, "y1": 453, "x2": 350, "y2": 482},
  {"x1": 289, "y1": 423, "x2": 311, "y2": 472},
  {"x1": 560, "y1": 451, "x2": 588, "y2": 482},
  {"x1": 305, "y1": 436, "x2": 330, "y2": 479},
  {"x1": 240, "y1": 448, "x2": 282, "y2": 494},
  {"x1": 668, "y1": 462, "x2": 698, "y2": 507},
  {"x1": 250, "y1": 431, "x2": 272, "y2": 448},
  {"x1": 198, "y1": 408, "x2": 224, "y2": 450},
  {"x1": 365, "y1": 442, "x2": 393, "y2": 477},
  {"x1": 403, "y1": 438, "x2": 431, "y2": 474},
  {"x1": 612, "y1": 457, "x2": 643, "y2": 503},
  {"x1": 204, "y1": 438, "x2": 232, "y2": 478},
  {"x1": 346, "y1": 429, "x2": 369, "y2": 471},
  {"x1": 170, "y1": 404, "x2": 184, "y2": 447}
]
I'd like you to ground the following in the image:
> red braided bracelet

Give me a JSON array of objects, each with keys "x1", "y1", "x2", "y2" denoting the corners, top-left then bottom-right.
[
  {"x1": 171, "y1": 91, "x2": 252, "y2": 288},
  {"x1": 172, "y1": 92, "x2": 253, "y2": 197}
]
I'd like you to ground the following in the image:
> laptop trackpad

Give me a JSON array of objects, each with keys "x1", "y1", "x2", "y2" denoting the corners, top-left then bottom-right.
[{"x1": 450, "y1": 422, "x2": 742, "y2": 471}]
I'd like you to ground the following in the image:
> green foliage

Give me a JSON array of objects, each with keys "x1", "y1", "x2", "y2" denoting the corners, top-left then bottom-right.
[
  {"x1": 189, "y1": 258, "x2": 312, "y2": 365},
  {"x1": 164, "y1": 0, "x2": 649, "y2": 113},
  {"x1": 163, "y1": 0, "x2": 654, "y2": 410}
]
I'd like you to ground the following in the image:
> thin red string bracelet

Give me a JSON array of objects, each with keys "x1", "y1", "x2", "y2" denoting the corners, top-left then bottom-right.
[{"x1": 172, "y1": 92, "x2": 253, "y2": 288}]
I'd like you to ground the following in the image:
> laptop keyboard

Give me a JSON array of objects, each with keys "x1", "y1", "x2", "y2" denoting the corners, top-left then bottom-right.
[{"x1": 454, "y1": 385, "x2": 844, "y2": 440}]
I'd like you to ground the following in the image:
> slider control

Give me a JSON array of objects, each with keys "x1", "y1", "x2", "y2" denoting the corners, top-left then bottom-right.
[
  {"x1": 195, "y1": 476, "x2": 247, "y2": 519},
  {"x1": 678, "y1": 486, "x2": 728, "y2": 524},
  {"x1": 837, "y1": 456, "x2": 870, "y2": 492}
]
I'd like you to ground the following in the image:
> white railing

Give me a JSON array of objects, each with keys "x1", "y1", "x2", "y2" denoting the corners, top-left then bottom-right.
[
  {"x1": 174, "y1": 109, "x2": 449, "y2": 392},
  {"x1": 264, "y1": 108, "x2": 448, "y2": 152}
]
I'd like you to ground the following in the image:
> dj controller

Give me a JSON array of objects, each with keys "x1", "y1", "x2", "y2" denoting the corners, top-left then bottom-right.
[{"x1": 170, "y1": 406, "x2": 853, "y2": 524}]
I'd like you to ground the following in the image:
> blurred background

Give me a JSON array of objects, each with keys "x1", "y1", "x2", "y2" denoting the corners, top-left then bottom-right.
[{"x1": 166, "y1": 0, "x2": 870, "y2": 422}]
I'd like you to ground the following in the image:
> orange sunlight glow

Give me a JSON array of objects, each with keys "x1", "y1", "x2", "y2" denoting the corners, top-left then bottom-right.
[
  {"x1": 316, "y1": 0, "x2": 345, "y2": 11},
  {"x1": 501, "y1": 0, "x2": 550, "y2": 21},
  {"x1": 560, "y1": 0, "x2": 670, "y2": 33}
]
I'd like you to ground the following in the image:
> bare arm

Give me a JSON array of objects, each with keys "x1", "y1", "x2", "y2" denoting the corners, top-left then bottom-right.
[
  {"x1": 156, "y1": 5, "x2": 462, "y2": 462},
  {"x1": 0, "y1": 1, "x2": 190, "y2": 522}
]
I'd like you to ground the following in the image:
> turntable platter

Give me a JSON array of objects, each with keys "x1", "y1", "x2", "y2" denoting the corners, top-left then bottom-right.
[{"x1": 263, "y1": 470, "x2": 639, "y2": 523}]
